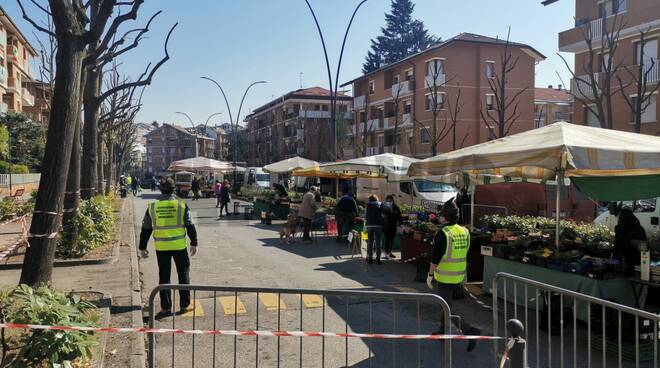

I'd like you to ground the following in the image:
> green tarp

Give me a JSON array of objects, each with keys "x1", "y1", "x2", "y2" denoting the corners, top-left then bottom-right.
[{"x1": 572, "y1": 175, "x2": 660, "y2": 201}]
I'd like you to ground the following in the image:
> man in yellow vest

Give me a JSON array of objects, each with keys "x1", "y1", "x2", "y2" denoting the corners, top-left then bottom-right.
[
  {"x1": 427, "y1": 199, "x2": 481, "y2": 352},
  {"x1": 139, "y1": 178, "x2": 198, "y2": 319}
]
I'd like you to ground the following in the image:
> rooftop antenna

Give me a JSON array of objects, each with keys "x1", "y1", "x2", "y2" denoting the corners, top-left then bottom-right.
[{"x1": 299, "y1": 72, "x2": 304, "y2": 89}]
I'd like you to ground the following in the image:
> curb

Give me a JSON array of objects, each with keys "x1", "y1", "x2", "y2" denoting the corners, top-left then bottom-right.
[
  {"x1": 0, "y1": 241, "x2": 119, "y2": 270},
  {"x1": 90, "y1": 292, "x2": 112, "y2": 368},
  {"x1": 127, "y1": 197, "x2": 146, "y2": 368}
]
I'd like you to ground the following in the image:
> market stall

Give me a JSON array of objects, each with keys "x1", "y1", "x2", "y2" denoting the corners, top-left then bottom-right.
[
  {"x1": 408, "y1": 122, "x2": 660, "y2": 307},
  {"x1": 168, "y1": 157, "x2": 244, "y2": 197},
  {"x1": 263, "y1": 156, "x2": 319, "y2": 174}
]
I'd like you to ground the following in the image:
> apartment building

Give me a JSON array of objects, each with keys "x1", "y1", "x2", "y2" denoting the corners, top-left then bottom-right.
[
  {"x1": 245, "y1": 87, "x2": 352, "y2": 166},
  {"x1": 534, "y1": 85, "x2": 573, "y2": 127},
  {"x1": 558, "y1": 0, "x2": 660, "y2": 133},
  {"x1": 145, "y1": 123, "x2": 215, "y2": 176},
  {"x1": 342, "y1": 33, "x2": 544, "y2": 159},
  {"x1": 0, "y1": 7, "x2": 37, "y2": 115}
]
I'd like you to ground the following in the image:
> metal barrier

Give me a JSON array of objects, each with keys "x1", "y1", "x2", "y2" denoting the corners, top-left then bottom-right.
[
  {"x1": 148, "y1": 284, "x2": 461, "y2": 367},
  {"x1": 492, "y1": 272, "x2": 660, "y2": 368},
  {"x1": 0, "y1": 173, "x2": 40, "y2": 187}
]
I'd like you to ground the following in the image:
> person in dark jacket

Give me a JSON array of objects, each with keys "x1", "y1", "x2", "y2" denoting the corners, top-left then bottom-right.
[
  {"x1": 365, "y1": 195, "x2": 384, "y2": 264},
  {"x1": 382, "y1": 195, "x2": 402, "y2": 259},
  {"x1": 335, "y1": 190, "x2": 358, "y2": 243},
  {"x1": 218, "y1": 180, "x2": 231, "y2": 217},
  {"x1": 191, "y1": 178, "x2": 200, "y2": 201},
  {"x1": 614, "y1": 208, "x2": 647, "y2": 276}
]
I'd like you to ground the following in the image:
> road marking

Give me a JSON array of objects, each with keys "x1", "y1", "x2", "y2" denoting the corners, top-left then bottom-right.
[
  {"x1": 464, "y1": 283, "x2": 483, "y2": 296},
  {"x1": 181, "y1": 299, "x2": 205, "y2": 317},
  {"x1": 260, "y1": 293, "x2": 287, "y2": 311},
  {"x1": 218, "y1": 296, "x2": 247, "y2": 315},
  {"x1": 302, "y1": 294, "x2": 324, "y2": 309}
]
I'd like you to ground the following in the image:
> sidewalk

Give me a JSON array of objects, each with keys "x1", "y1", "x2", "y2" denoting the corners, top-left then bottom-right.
[{"x1": 0, "y1": 198, "x2": 145, "y2": 368}]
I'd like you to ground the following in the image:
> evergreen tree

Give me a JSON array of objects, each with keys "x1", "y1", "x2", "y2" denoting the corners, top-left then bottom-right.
[{"x1": 362, "y1": 0, "x2": 437, "y2": 73}]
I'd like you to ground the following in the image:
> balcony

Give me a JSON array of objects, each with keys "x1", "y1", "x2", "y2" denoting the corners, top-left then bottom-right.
[
  {"x1": 21, "y1": 88, "x2": 35, "y2": 107},
  {"x1": 0, "y1": 102, "x2": 7, "y2": 114},
  {"x1": 402, "y1": 113, "x2": 411, "y2": 124},
  {"x1": 353, "y1": 95, "x2": 366, "y2": 108},
  {"x1": 642, "y1": 60, "x2": 660, "y2": 84},
  {"x1": 383, "y1": 146, "x2": 394, "y2": 153},
  {"x1": 296, "y1": 129, "x2": 304, "y2": 140},
  {"x1": 299, "y1": 110, "x2": 330, "y2": 119},
  {"x1": 391, "y1": 80, "x2": 413, "y2": 97},
  {"x1": 571, "y1": 74, "x2": 599, "y2": 98},
  {"x1": 425, "y1": 74, "x2": 446, "y2": 89},
  {"x1": 7, "y1": 77, "x2": 21, "y2": 93}
]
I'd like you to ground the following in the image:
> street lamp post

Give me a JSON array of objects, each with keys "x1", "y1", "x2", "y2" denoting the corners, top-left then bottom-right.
[
  {"x1": 200, "y1": 77, "x2": 267, "y2": 186},
  {"x1": 175, "y1": 111, "x2": 224, "y2": 158},
  {"x1": 303, "y1": 0, "x2": 368, "y2": 160}
]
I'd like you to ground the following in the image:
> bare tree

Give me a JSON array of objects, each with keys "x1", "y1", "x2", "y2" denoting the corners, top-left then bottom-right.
[
  {"x1": 445, "y1": 85, "x2": 467, "y2": 150},
  {"x1": 559, "y1": 14, "x2": 626, "y2": 129},
  {"x1": 480, "y1": 29, "x2": 529, "y2": 139},
  {"x1": 390, "y1": 80, "x2": 405, "y2": 154},
  {"x1": 80, "y1": 2, "x2": 177, "y2": 200},
  {"x1": 617, "y1": 29, "x2": 660, "y2": 133},
  {"x1": 415, "y1": 61, "x2": 454, "y2": 156},
  {"x1": 357, "y1": 93, "x2": 376, "y2": 157}
]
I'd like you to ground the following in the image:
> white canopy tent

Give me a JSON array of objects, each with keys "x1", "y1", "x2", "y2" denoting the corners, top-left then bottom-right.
[
  {"x1": 167, "y1": 157, "x2": 243, "y2": 173},
  {"x1": 263, "y1": 156, "x2": 319, "y2": 174},
  {"x1": 319, "y1": 153, "x2": 420, "y2": 180},
  {"x1": 408, "y1": 122, "x2": 660, "y2": 246}
]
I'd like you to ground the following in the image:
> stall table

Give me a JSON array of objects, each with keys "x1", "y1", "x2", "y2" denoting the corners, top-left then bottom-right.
[{"x1": 483, "y1": 256, "x2": 648, "y2": 322}]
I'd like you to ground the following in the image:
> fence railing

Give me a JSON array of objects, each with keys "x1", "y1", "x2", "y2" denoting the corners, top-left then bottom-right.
[
  {"x1": 148, "y1": 284, "x2": 459, "y2": 367},
  {"x1": 492, "y1": 272, "x2": 659, "y2": 368},
  {"x1": 0, "y1": 174, "x2": 41, "y2": 187}
]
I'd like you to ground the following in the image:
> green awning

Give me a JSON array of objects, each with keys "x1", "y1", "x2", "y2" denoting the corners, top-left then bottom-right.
[{"x1": 572, "y1": 175, "x2": 660, "y2": 201}]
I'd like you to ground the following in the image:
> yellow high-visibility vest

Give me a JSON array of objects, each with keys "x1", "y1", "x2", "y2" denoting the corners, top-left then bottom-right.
[
  {"x1": 434, "y1": 224, "x2": 470, "y2": 284},
  {"x1": 149, "y1": 199, "x2": 187, "y2": 251}
]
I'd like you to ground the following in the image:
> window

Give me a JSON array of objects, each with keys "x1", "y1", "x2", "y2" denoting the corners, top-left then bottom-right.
[
  {"x1": 635, "y1": 39, "x2": 658, "y2": 71},
  {"x1": 420, "y1": 129, "x2": 430, "y2": 143},
  {"x1": 377, "y1": 135, "x2": 384, "y2": 148},
  {"x1": 586, "y1": 108, "x2": 600, "y2": 127},
  {"x1": 400, "y1": 182, "x2": 412, "y2": 195},
  {"x1": 393, "y1": 74, "x2": 400, "y2": 85},
  {"x1": 634, "y1": 198, "x2": 656, "y2": 213},
  {"x1": 405, "y1": 69, "x2": 414, "y2": 81},
  {"x1": 404, "y1": 100, "x2": 412, "y2": 114},
  {"x1": 359, "y1": 111, "x2": 366, "y2": 123},
  {"x1": 633, "y1": 95, "x2": 657, "y2": 123},
  {"x1": 425, "y1": 93, "x2": 445, "y2": 111},
  {"x1": 368, "y1": 80, "x2": 375, "y2": 95},
  {"x1": 554, "y1": 111, "x2": 564, "y2": 122},
  {"x1": 486, "y1": 61, "x2": 495, "y2": 79},
  {"x1": 486, "y1": 95, "x2": 495, "y2": 111},
  {"x1": 426, "y1": 59, "x2": 444, "y2": 76},
  {"x1": 600, "y1": 0, "x2": 626, "y2": 17}
]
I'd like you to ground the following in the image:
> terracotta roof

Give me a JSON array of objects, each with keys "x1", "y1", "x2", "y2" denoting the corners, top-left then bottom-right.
[
  {"x1": 341, "y1": 32, "x2": 546, "y2": 87},
  {"x1": 534, "y1": 88, "x2": 573, "y2": 103}
]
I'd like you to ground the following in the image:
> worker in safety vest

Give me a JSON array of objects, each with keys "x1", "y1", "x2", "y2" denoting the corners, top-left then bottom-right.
[
  {"x1": 427, "y1": 199, "x2": 481, "y2": 352},
  {"x1": 139, "y1": 177, "x2": 198, "y2": 319}
]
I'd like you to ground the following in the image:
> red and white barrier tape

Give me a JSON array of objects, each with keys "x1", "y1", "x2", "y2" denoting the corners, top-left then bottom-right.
[
  {"x1": 0, "y1": 216, "x2": 29, "y2": 262},
  {"x1": 0, "y1": 323, "x2": 503, "y2": 340}
]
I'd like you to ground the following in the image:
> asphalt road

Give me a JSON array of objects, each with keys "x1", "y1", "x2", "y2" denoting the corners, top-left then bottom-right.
[{"x1": 134, "y1": 191, "x2": 498, "y2": 367}]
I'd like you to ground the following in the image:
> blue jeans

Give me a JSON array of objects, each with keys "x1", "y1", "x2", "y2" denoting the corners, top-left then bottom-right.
[{"x1": 366, "y1": 226, "x2": 383, "y2": 260}]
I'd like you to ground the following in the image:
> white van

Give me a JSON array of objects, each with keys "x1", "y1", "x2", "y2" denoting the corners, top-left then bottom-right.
[
  {"x1": 355, "y1": 178, "x2": 457, "y2": 208},
  {"x1": 245, "y1": 167, "x2": 271, "y2": 189},
  {"x1": 594, "y1": 198, "x2": 660, "y2": 240}
]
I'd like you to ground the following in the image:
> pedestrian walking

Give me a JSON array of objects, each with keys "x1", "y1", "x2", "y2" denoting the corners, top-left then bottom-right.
[
  {"x1": 335, "y1": 189, "x2": 358, "y2": 243},
  {"x1": 139, "y1": 178, "x2": 198, "y2": 319},
  {"x1": 427, "y1": 199, "x2": 481, "y2": 352},
  {"x1": 131, "y1": 176, "x2": 139, "y2": 196},
  {"x1": 382, "y1": 195, "x2": 402, "y2": 259},
  {"x1": 191, "y1": 177, "x2": 200, "y2": 201},
  {"x1": 214, "y1": 180, "x2": 222, "y2": 208},
  {"x1": 299, "y1": 186, "x2": 320, "y2": 243},
  {"x1": 218, "y1": 180, "x2": 231, "y2": 217},
  {"x1": 151, "y1": 176, "x2": 157, "y2": 191},
  {"x1": 365, "y1": 195, "x2": 384, "y2": 264}
]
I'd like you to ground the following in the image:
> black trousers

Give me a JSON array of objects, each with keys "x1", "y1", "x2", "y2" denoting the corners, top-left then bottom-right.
[
  {"x1": 383, "y1": 226, "x2": 397, "y2": 253},
  {"x1": 156, "y1": 249, "x2": 191, "y2": 311}
]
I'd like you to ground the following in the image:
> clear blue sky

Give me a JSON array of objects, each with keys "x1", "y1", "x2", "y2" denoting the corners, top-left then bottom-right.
[{"x1": 6, "y1": 0, "x2": 575, "y2": 126}]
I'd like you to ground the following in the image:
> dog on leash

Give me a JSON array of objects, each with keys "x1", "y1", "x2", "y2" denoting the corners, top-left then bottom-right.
[{"x1": 280, "y1": 214, "x2": 297, "y2": 244}]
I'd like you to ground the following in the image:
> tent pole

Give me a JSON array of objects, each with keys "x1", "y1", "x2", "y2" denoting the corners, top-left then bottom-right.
[
  {"x1": 470, "y1": 185, "x2": 476, "y2": 230},
  {"x1": 555, "y1": 171, "x2": 562, "y2": 249}
]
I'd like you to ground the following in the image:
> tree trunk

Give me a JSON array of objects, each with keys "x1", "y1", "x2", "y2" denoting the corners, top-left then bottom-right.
[
  {"x1": 106, "y1": 141, "x2": 114, "y2": 195},
  {"x1": 62, "y1": 113, "x2": 81, "y2": 232},
  {"x1": 20, "y1": 35, "x2": 86, "y2": 286},
  {"x1": 81, "y1": 68, "x2": 101, "y2": 199},
  {"x1": 97, "y1": 133, "x2": 104, "y2": 193}
]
